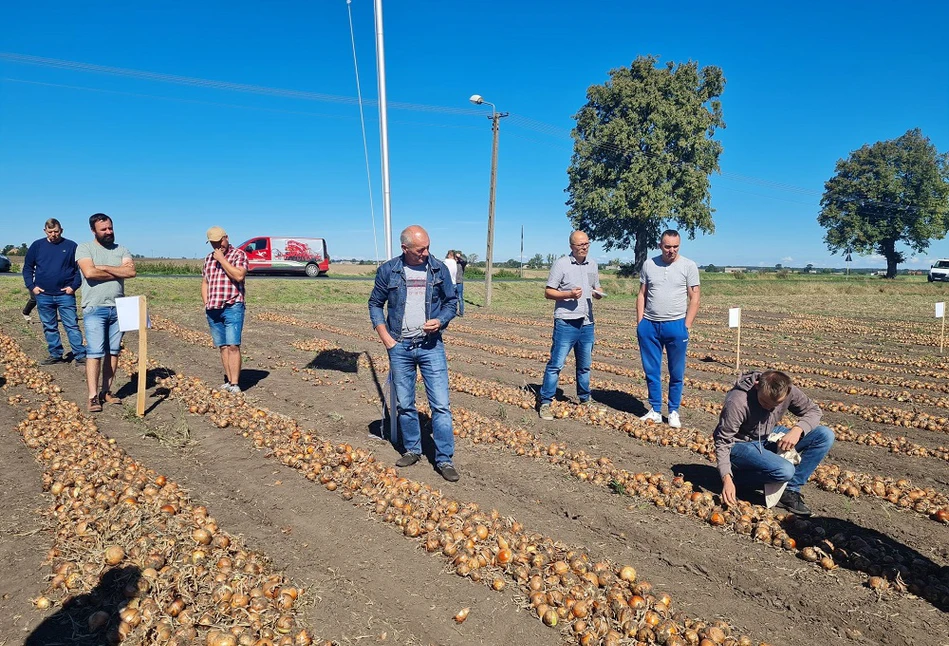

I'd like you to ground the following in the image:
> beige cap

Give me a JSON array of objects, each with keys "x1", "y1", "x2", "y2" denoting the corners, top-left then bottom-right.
[{"x1": 206, "y1": 226, "x2": 227, "y2": 243}]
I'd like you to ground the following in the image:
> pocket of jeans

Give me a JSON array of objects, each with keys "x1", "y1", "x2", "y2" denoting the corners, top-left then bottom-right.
[{"x1": 83, "y1": 305, "x2": 95, "y2": 315}]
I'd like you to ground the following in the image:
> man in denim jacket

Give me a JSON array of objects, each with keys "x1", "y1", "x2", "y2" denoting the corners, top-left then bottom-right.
[{"x1": 368, "y1": 225, "x2": 460, "y2": 481}]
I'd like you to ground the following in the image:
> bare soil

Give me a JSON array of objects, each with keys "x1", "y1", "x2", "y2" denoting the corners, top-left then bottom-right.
[{"x1": 1, "y1": 297, "x2": 947, "y2": 646}]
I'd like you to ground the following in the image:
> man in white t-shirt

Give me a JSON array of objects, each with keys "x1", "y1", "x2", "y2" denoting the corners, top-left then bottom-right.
[{"x1": 637, "y1": 229, "x2": 700, "y2": 428}]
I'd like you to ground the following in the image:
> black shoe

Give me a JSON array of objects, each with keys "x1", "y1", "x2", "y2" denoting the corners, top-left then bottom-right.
[
  {"x1": 777, "y1": 489, "x2": 812, "y2": 516},
  {"x1": 40, "y1": 356, "x2": 63, "y2": 365},
  {"x1": 74, "y1": 357, "x2": 86, "y2": 365},
  {"x1": 395, "y1": 452, "x2": 421, "y2": 467},
  {"x1": 438, "y1": 463, "x2": 460, "y2": 482}
]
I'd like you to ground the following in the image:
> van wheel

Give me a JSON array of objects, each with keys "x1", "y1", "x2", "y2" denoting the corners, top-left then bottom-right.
[
  {"x1": 305, "y1": 263, "x2": 320, "y2": 278},
  {"x1": 928, "y1": 275, "x2": 934, "y2": 282}
]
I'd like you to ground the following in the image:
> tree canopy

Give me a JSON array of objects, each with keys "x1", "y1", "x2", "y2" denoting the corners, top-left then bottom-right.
[
  {"x1": 818, "y1": 128, "x2": 949, "y2": 278},
  {"x1": 565, "y1": 55, "x2": 725, "y2": 272}
]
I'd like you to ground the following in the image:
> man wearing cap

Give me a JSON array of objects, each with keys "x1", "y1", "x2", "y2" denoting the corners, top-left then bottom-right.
[{"x1": 202, "y1": 226, "x2": 248, "y2": 394}]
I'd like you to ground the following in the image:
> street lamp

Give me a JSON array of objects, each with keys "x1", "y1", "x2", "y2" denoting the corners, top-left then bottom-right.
[{"x1": 469, "y1": 94, "x2": 509, "y2": 308}]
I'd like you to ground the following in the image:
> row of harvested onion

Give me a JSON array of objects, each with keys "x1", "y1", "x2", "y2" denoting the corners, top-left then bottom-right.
[
  {"x1": 0, "y1": 330, "x2": 328, "y2": 646},
  {"x1": 146, "y1": 364, "x2": 770, "y2": 646}
]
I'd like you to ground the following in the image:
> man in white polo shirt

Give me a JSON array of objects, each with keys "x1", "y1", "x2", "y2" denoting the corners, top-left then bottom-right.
[{"x1": 637, "y1": 229, "x2": 700, "y2": 428}]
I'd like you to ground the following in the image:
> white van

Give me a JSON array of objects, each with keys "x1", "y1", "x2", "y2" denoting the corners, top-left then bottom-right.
[{"x1": 928, "y1": 259, "x2": 949, "y2": 282}]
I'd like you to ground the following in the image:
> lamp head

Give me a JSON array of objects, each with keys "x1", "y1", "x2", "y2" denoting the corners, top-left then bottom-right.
[{"x1": 469, "y1": 94, "x2": 484, "y2": 105}]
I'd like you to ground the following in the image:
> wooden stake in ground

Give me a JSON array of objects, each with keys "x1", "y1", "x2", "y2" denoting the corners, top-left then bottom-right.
[
  {"x1": 729, "y1": 307, "x2": 742, "y2": 374},
  {"x1": 137, "y1": 296, "x2": 148, "y2": 416},
  {"x1": 116, "y1": 295, "x2": 150, "y2": 417},
  {"x1": 937, "y1": 302, "x2": 945, "y2": 354}
]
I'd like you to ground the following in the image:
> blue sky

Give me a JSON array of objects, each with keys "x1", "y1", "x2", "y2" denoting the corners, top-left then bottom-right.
[{"x1": 1, "y1": 1, "x2": 947, "y2": 268}]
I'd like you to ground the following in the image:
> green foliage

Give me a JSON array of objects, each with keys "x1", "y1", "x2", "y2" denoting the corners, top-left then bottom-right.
[
  {"x1": 526, "y1": 253, "x2": 546, "y2": 269},
  {"x1": 617, "y1": 263, "x2": 638, "y2": 278},
  {"x1": 818, "y1": 128, "x2": 949, "y2": 278},
  {"x1": 776, "y1": 269, "x2": 791, "y2": 279},
  {"x1": 135, "y1": 261, "x2": 203, "y2": 275},
  {"x1": 704, "y1": 264, "x2": 719, "y2": 273},
  {"x1": 732, "y1": 270, "x2": 747, "y2": 280},
  {"x1": 565, "y1": 55, "x2": 726, "y2": 272}
]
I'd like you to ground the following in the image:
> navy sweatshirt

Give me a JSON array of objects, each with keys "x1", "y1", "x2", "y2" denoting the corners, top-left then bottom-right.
[{"x1": 22, "y1": 238, "x2": 82, "y2": 295}]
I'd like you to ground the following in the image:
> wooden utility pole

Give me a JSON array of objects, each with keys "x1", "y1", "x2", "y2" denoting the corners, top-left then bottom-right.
[{"x1": 484, "y1": 108, "x2": 509, "y2": 307}]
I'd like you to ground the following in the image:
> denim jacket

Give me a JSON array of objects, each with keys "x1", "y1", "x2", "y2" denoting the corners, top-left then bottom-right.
[{"x1": 368, "y1": 255, "x2": 458, "y2": 340}]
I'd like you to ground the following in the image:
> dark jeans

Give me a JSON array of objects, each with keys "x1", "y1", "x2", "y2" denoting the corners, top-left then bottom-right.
[
  {"x1": 455, "y1": 284, "x2": 464, "y2": 316},
  {"x1": 36, "y1": 293, "x2": 85, "y2": 360}
]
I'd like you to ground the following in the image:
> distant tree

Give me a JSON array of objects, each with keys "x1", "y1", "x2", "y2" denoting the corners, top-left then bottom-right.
[
  {"x1": 1, "y1": 244, "x2": 13, "y2": 255},
  {"x1": 501, "y1": 259, "x2": 522, "y2": 269},
  {"x1": 466, "y1": 252, "x2": 479, "y2": 264},
  {"x1": 805, "y1": 263, "x2": 814, "y2": 271},
  {"x1": 526, "y1": 253, "x2": 545, "y2": 269},
  {"x1": 818, "y1": 129, "x2": 949, "y2": 278},
  {"x1": 775, "y1": 263, "x2": 782, "y2": 270},
  {"x1": 705, "y1": 263, "x2": 718, "y2": 273},
  {"x1": 565, "y1": 55, "x2": 726, "y2": 273},
  {"x1": 545, "y1": 253, "x2": 558, "y2": 266}
]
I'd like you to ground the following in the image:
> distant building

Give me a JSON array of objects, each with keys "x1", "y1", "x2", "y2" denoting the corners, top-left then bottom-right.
[{"x1": 724, "y1": 267, "x2": 744, "y2": 274}]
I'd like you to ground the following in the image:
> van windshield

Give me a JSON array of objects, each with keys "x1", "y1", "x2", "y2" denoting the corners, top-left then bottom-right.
[{"x1": 934, "y1": 261, "x2": 949, "y2": 269}]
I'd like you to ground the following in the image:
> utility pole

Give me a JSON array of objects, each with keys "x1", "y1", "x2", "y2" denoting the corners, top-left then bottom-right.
[
  {"x1": 469, "y1": 95, "x2": 508, "y2": 307},
  {"x1": 519, "y1": 225, "x2": 524, "y2": 279}
]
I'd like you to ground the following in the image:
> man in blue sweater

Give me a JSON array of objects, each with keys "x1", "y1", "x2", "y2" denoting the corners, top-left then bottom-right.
[{"x1": 23, "y1": 219, "x2": 86, "y2": 365}]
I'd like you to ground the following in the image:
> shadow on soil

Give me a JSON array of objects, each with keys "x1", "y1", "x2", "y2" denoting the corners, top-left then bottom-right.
[
  {"x1": 25, "y1": 566, "x2": 141, "y2": 646},
  {"x1": 237, "y1": 368, "x2": 269, "y2": 391},
  {"x1": 306, "y1": 349, "x2": 361, "y2": 373},
  {"x1": 672, "y1": 463, "x2": 949, "y2": 612}
]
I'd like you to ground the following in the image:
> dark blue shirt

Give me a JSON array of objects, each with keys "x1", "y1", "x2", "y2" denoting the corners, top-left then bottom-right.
[{"x1": 22, "y1": 238, "x2": 82, "y2": 295}]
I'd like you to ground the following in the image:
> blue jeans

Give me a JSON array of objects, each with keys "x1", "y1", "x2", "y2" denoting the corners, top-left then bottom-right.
[
  {"x1": 730, "y1": 426, "x2": 835, "y2": 492},
  {"x1": 637, "y1": 318, "x2": 688, "y2": 413},
  {"x1": 388, "y1": 336, "x2": 454, "y2": 465},
  {"x1": 455, "y1": 284, "x2": 464, "y2": 316},
  {"x1": 36, "y1": 293, "x2": 85, "y2": 360},
  {"x1": 83, "y1": 306, "x2": 122, "y2": 358},
  {"x1": 206, "y1": 302, "x2": 245, "y2": 347},
  {"x1": 539, "y1": 318, "x2": 594, "y2": 405}
]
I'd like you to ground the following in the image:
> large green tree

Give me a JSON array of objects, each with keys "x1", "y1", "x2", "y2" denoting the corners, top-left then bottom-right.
[
  {"x1": 565, "y1": 55, "x2": 725, "y2": 272},
  {"x1": 818, "y1": 129, "x2": 949, "y2": 278}
]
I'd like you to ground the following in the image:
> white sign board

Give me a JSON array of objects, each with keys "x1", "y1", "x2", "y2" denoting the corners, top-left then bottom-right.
[
  {"x1": 116, "y1": 296, "x2": 151, "y2": 332},
  {"x1": 937, "y1": 302, "x2": 945, "y2": 319},
  {"x1": 728, "y1": 307, "x2": 741, "y2": 328}
]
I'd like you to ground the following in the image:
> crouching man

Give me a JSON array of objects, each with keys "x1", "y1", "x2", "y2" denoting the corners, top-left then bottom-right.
[{"x1": 714, "y1": 370, "x2": 834, "y2": 516}]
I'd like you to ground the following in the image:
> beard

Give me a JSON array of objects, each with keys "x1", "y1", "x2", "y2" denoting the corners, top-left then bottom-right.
[{"x1": 96, "y1": 232, "x2": 115, "y2": 246}]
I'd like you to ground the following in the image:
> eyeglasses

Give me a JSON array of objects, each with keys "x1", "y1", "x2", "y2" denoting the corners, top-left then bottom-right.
[{"x1": 571, "y1": 243, "x2": 590, "y2": 248}]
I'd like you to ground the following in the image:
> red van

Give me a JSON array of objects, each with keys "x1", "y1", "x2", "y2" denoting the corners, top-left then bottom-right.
[{"x1": 237, "y1": 236, "x2": 330, "y2": 277}]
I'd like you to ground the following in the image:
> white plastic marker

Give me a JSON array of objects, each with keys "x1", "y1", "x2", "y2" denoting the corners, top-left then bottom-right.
[
  {"x1": 592, "y1": 289, "x2": 607, "y2": 297},
  {"x1": 729, "y1": 307, "x2": 742, "y2": 374},
  {"x1": 116, "y1": 296, "x2": 150, "y2": 416},
  {"x1": 937, "y1": 302, "x2": 945, "y2": 354}
]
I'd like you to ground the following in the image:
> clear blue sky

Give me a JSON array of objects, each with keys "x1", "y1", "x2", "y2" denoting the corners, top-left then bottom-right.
[{"x1": 1, "y1": 1, "x2": 947, "y2": 269}]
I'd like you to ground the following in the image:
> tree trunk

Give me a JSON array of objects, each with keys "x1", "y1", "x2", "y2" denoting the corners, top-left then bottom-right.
[
  {"x1": 633, "y1": 235, "x2": 649, "y2": 274},
  {"x1": 881, "y1": 239, "x2": 899, "y2": 278}
]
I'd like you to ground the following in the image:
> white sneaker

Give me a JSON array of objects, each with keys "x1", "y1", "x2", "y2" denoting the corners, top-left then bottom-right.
[
  {"x1": 667, "y1": 411, "x2": 682, "y2": 428},
  {"x1": 227, "y1": 384, "x2": 242, "y2": 394},
  {"x1": 639, "y1": 409, "x2": 662, "y2": 424},
  {"x1": 218, "y1": 382, "x2": 232, "y2": 391}
]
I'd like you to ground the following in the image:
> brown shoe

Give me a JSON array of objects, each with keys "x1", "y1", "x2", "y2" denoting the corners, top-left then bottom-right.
[
  {"x1": 100, "y1": 391, "x2": 121, "y2": 405},
  {"x1": 88, "y1": 396, "x2": 102, "y2": 413}
]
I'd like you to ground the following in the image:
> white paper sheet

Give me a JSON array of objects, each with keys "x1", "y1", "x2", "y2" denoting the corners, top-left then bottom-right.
[
  {"x1": 728, "y1": 307, "x2": 741, "y2": 328},
  {"x1": 116, "y1": 296, "x2": 151, "y2": 332},
  {"x1": 936, "y1": 302, "x2": 945, "y2": 319}
]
